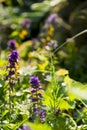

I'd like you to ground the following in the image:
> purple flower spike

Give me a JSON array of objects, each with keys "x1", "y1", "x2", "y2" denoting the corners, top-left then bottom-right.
[
  {"x1": 30, "y1": 76, "x2": 45, "y2": 121},
  {"x1": 9, "y1": 50, "x2": 19, "y2": 64},
  {"x1": 6, "y1": 49, "x2": 20, "y2": 88},
  {"x1": 8, "y1": 39, "x2": 16, "y2": 50},
  {"x1": 30, "y1": 76, "x2": 40, "y2": 88}
]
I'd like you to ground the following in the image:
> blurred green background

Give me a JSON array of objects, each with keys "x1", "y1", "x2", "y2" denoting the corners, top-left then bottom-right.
[{"x1": 0, "y1": 0, "x2": 87, "y2": 82}]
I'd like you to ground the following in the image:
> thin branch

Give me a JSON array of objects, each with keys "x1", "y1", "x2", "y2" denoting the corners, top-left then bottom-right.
[{"x1": 53, "y1": 29, "x2": 87, "y2": 54}]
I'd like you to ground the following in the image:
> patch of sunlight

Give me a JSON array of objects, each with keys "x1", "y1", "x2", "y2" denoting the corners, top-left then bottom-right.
[
  {"x1": 69, "y1": 87, "x2": 87, "y2": 99},
  {"x1": 50, "y1": 0, "x2": 66, "y2": 6}
]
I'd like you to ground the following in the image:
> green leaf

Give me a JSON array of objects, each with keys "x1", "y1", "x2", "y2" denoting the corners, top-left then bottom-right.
[
  {"x1": 2, "y1": 110, "x2": 9, "y2": 118},
  {"x1": 26, "y1": 122, "x2": 52, "y2": 130},
  {"x1": 59, "y1": 99, "x2": 75, "y2": 110},
  {"x1": 10, "y1": 30, "x2": 19, "y2": 37},
  {"x1": 64, "y1": 75, "x2": 87, "y2": 101}
]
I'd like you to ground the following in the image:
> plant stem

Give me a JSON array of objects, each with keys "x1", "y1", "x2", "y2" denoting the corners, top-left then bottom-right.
[
  {"x1": 9, "y1": 86, "x2": 11, "y2": 122},
  {"x1": 53, "y1": 29, "x2": 87, "y2": 54}
]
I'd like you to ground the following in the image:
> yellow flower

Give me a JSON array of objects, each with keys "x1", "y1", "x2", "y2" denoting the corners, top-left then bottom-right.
[
  {"x1": 46, "y1": 36, "x2": 51, "y2": 42},
  {"x1": 28, "y1": 52, "x2": 34, "y2": 58},
  {"x1": 48, "y1": 26, "x2": 54, "y2": 36},
  {"x1": 49, "y1": 26, "x2": 54, "y2": 32},
  {"x1": 48, "y1": 31, "x2": 54, "y2": 36},
  {"x1": 15, "y1": 72, "x2": 20, "y2": 76},
  {"x1": 56, "y1": 69, "x2": 69, "y2": 76},
  {"x1": 19, "y1": 29, "x2": 28, "y2": 39}
]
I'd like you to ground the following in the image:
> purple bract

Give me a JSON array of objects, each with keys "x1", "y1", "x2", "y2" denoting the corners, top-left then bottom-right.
[
  {"x1": 30, "y1": 76, "x2": 40, "y2": 88},
  {"x1": 45, "y1": 14, "x2": 58, "y2": 25},
  {"x1": 39, "y1": 109, "x2": 46, "y2": 121},
  {"x1": 21, "y1": 19, "x2": 31, "y2": 28},
  {"x1": 9, "y1": 50, "x2": 19, "y2": 64},
  {"x1": 8, "y1": 39, "x2": 16, "y2": 50},
  {"x1": 18, "y1": 125, "x2": 31, "y2": 130}
]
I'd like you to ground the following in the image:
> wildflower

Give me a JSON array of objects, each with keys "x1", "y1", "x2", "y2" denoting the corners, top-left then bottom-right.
[
  {"x1": 30, "y1": 76, "x2": 46, "y2": 121},
  {"x1": 45, "y1": 14, "x2": 58, "y2": 25},
  {"x1": 6, "y1": 50, "x2": 19, "y2": 86},
  {"x1": 30, "y1": 76, "x2": 40, "y2": 88},
  {"x1": 48, "y1": 26, "x2": 54, "y2": 36},
  {"x1": 46, "y1": 36, "x2": 51, "y2": 42},
  {"x1": 28, "y1": 52, "x2": 34, "y2": 58},
  {"x1": 47, "y1": 40, "x2": 58, "y2": 49},
  {"x1": 6, "y1": 50, "x2": 20, "y2": 115},
  {"x1": 8, "y1": 39, "x2": 16, "y2": 50},
  {"x1": 53, "y1": 40, "x2": 58, "y2": 48},
  {"x1": 19, "y1": 29, "x2": 28, "y2": 40},
  {"x1": 30, "y1": 76, "x2": 42, "y2": 111},
  {"x1": 18, "y1": 124, "x2": 31, "y2": 130},
  {"x1": 33, "y1": 108, "x2": 46, "y2": 122},
  {"x1": 21, "y1": 19, "x2": 31, "y2": 29},
  {"x1": 39, "y1": 109, "x2": 46, "y2": 121},
  {"x1": 9, "y1": 50, "x2": 19, "y2": 64}
]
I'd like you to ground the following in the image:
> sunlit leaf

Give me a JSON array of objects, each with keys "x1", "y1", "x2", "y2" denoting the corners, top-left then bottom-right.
[
  {"x1": 59, "y1": 99, "x2": 70, "y2": 110},
  {"x1": 2, "y1": 110, "x2": 9, "y2": 118},
  {"x1": 26, "y1": 122, "x2": 52, "y2": 130},
  {"x1": 56, "y1": 69, "x2": 69, "y2": 76},
  {"x1": 10, "y1": 30, "x2": 19, "y2": 37},
  {"x1": 64, "y1": 75, "x2": 87, "y2": 101}
]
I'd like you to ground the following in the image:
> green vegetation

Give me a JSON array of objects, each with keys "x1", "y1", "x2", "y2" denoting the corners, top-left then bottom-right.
[{"x1": 0, "y1": 0, "x2": 87, "y2": 130}]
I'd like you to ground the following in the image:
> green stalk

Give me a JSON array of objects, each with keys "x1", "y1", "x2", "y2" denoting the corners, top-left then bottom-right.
[
  {"x1": 53, "y1": 29, "x2": 87, "y2": 54},
  {"x1": 9, "y1": 85, "x2": 11, "y2": 122}
]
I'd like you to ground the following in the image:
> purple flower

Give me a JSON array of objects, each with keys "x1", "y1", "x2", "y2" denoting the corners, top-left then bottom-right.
[
  {"x1": 48, "y1": 40, "x2": 58, "y2": 49},
  {"x1": 32, "y1": 38, "x2": 38, "y2": 43},
  {"x1": 6, "y1": 50, "x2": 19, "y2": 87},
  {"x1": 38, "y1": 93, "x2": 43, "y2": 98},
  {"x1": 39, "y1": 86, "x2": 42, "y2": 89},
  {"x1": 53, "y1": 41, "x2": 58, "y2": 48},
  {"x1": 30, "y1": 76, "x2": 40, "y2": 88},
  {"x1": 9, "y1": 70, "x2": 15, "y2": 76},
  {"x1": 30, "y1": 76, "x2": 45, "y2": 121},
  {"x1": 6, "y1": 49, "x2": 20, "y2": 114},
  {"x1": 9, "y1": 50, "x2": 19, "y2": 64},
  {"x1": 33, "y1": 108, "x2": 46, "y2": 121},
  {"x1": 18, "y1": 125, "x2": 31, "y2": 130},
  {"x1": 32, "y1": 98, "x2": 39, "y2": 102},
  {"x1": 8, "y1": 39, "x2": 16, "y2": 50},
  {"x1": 45, "y1": 14, "x2": 58, "y2": 25},
  {"x1": 21, "y1": 19, "x2": 31, "y2": 28},
  {"x1": 33, "y1": 108, "x2": 40, "y2": 116},
  {"x1": 39, "y1": 109, "x2": 46, "y2": 121}
]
